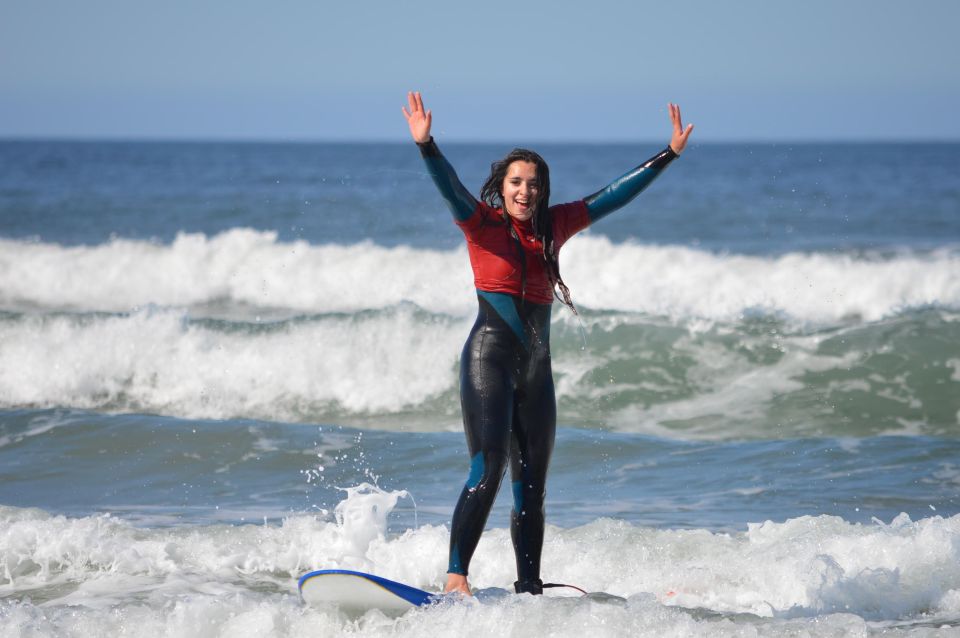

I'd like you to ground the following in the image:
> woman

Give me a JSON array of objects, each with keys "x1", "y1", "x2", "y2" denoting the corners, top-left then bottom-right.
[{"x1": 402, "y1": 91, "x2": 693, "y2": 596}]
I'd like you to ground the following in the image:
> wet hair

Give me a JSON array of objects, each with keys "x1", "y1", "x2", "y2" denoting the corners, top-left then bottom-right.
[{"x1": 479, "y1": 149, "x2": 577, "y2": 314}]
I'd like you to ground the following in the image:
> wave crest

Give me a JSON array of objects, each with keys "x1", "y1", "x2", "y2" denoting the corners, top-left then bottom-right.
[{"x1": 2, "y1": 230, "x2": 959, "y2": 322}]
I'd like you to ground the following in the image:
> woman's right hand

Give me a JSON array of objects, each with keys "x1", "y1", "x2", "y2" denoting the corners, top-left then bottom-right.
[{"x1": 402, "y1": 91, "x2": 432, "y2": 144}]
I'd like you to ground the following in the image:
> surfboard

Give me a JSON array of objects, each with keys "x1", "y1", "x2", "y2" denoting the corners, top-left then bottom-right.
[
  {"x1": 298, "y1": 569, "x2": 609, "y2": 613},
  {"x1": 298, "y1": 569, "x2": 435, "y2": 612}
]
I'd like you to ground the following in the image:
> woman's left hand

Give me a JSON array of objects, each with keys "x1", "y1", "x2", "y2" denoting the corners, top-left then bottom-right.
[
  {"x1": 403, "y1": 91, "x2": 433, "y2": 144},
  {"x1": 668, "y1": 103, "x2": 694, "y2": 155}
]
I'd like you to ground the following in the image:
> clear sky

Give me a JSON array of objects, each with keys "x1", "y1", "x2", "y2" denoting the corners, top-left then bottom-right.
[{"x1": 2, "y1": 0, "x2": 959, "y2": 142}]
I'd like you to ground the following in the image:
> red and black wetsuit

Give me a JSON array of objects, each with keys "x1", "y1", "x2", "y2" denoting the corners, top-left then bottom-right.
[{"x1": 417, "y1": 138, "x2": 677, "y2": 593}]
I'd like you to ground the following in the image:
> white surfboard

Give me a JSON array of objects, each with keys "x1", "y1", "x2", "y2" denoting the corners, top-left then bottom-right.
[{"x1": 298, "y1": 569, "x2": 435, "y2": 612}]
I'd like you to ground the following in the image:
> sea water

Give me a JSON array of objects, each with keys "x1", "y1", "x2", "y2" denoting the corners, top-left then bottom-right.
[{"x1": 1, "y1": 140, "x2": 959, "y2": 636}]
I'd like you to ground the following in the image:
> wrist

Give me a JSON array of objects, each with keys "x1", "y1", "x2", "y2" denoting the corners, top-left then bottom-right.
[{"x1": 417, "y1": 137, "x2": 440, "y2": 158}]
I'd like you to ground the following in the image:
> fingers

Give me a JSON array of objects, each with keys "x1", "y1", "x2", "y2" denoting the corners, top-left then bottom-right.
[
  {"x1": 669, "y1": 103, "x2": 683, "y2": 133},
  {"x1": 402, "y1": 91, "x2": 432, "y2": 142},
  {"x1": 405, "y1": 91, "x2": 428, "y2": 116},
  {"x1": 403, "y1": 91, "x2": 427, "y2": 123},
  {"x1": 407, "y1": 91, "x2": 425, "y2": 112},
  {"x1": 666, "y1": 103, "x2": 694, "y2": 155},
  {"x1": 676, "y1": 124, "x2": 694, "y2": 153}
]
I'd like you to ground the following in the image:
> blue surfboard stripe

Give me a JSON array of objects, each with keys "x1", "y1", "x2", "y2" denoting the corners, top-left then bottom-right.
[{"x1": 298, "y1": 569, "x2": 434, "y2": 607}]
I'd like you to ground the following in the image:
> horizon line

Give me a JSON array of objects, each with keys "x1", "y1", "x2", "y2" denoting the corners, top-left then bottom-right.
[{"x1": 2, "y1": 134, "x2": 958, "y2": 146}]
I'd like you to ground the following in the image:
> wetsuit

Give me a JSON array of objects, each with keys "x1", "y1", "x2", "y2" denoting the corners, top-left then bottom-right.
[{"x1": 418, "y1": 138, "x2": 677, "y2": 593}]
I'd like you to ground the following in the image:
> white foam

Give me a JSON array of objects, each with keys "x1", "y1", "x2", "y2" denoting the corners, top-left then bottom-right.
[
  {"x1": 563, "y1": 237, "x2": 960, "y2": 323},
  {"x1": 1, "y1": 231, "x2": 956, "y2": 430},
  {"x1": 1, "y1": 590, "x2": 915, "y2": 637},
  {"x1": 2, "y1": 488, "x2": 959, "y2": 636},
  {"x1": 0, "y1": 299, "x2": 947, "y2": 434},
  {"x1": 0, "y1": 231, "x2": 474, "y2": 318},
  {"x1": 2, "y1": 231, "x2": 958, "y2": 323},
  {"x1": 0, "y1": 306, "x2": 467, "y2": 420},
  {"x1": 0, "y1": 485, "x2": 960, "y2": 621}
]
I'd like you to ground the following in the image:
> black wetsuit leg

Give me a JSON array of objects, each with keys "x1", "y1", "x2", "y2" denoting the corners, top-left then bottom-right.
[
  {"x1": 448, "y1": 294, "x2": 555, "y2": 593},
  {"x1": 447, "y1": 295, "x2": 517, "y2": 576},
  {"x1": 509, "y1": 302, "x2": 555, "y2": 593}
]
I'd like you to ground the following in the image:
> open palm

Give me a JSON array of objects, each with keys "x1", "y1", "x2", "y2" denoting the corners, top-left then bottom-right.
[
  {"x1": 402, "y1": 92, "x2": 432, "y2": 144},
  {"x1": 668, "y1": 103, "x2": 694, "y2": 155}
]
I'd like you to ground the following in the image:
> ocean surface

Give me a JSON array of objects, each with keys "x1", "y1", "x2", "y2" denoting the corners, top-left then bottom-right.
[{"x1": 1, "y1": 139, "x2": 959, "y2": 636}]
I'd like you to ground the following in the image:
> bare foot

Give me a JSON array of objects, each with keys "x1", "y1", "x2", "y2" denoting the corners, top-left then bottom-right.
[{"x1": 444, "y1": 573, "x2": 472, "y2": 596}]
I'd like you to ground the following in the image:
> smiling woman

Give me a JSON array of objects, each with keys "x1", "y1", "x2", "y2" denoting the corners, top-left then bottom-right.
[
  {"x1": 402, "y1": 91, "x2": 693, "y2": 596},
  {"x1": 493, "y1": 158, "x2": 539, "y2": 221}
]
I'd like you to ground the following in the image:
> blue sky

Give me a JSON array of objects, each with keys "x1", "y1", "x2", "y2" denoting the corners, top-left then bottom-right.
[{"x1": 2, "y1": 0, "x2": 958, "y2": 142}]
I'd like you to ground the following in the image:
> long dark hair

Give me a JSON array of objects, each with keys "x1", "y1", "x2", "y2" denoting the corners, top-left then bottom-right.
[{"x1": 479, "y1": 149, "x2": 577, "y2": 314}]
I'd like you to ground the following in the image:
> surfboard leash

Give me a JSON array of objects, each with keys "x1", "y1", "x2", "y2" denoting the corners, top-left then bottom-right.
[{"x1": 542, "y1": 582, "x2": 588, "y2": 595}]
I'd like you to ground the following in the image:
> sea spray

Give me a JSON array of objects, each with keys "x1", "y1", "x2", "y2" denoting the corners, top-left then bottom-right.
[{"x1": 331, "y1": 483, "x2": 410, "y2": 563}]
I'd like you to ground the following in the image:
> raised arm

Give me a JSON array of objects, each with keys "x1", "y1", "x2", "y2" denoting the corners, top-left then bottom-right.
[
  {"x1": 583, "y1": 103, "x2": 694, "y2": 223},
  {"x1": 403, "y1": 91, "x2": 477, "y2": 222}
]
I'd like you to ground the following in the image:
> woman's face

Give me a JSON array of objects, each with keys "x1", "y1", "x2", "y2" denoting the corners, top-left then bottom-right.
[{"x1": 501, "y1": 161, "x2": 539, "y2": 222}]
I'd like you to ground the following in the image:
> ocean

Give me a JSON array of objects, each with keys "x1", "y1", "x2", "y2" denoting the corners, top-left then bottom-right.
[{"x1": 1, "y1": 139, "x2": 959, "y2": 636}]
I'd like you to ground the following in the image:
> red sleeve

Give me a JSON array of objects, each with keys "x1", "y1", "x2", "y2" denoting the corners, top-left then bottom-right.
[
  {"x1": 550, "y1": 200, "x2": 591, "y2": 248},
  {"x1": 454, "y1": 200, "x2": 494, "y2": 235}
]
